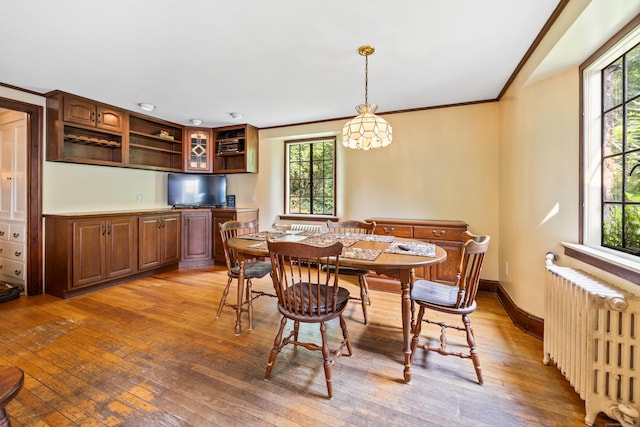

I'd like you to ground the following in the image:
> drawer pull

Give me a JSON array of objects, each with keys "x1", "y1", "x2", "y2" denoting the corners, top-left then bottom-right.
[
  {"x1": 14, "y1": 251, "x2": 21, "y2": 257},
  {"x1": 12, "y1": 232, "x2": 19, "y2": 238},
  {"x1": 14, "y1": 269, "x2": 21, "y2": 276},
  {"x1": 0, "y1": 231, "x2": 4, "y2": 236},
  {"x1": 383, "y1": 226, "x2": 395, "y2": 234},
  {"x1": 432, "y1": 229, "x2": 445, "y2": 237}
]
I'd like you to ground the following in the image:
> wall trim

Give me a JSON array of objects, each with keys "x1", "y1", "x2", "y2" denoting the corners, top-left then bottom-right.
[{"x1": 479, "y1": 280, "x2": 544, "y2": 340}]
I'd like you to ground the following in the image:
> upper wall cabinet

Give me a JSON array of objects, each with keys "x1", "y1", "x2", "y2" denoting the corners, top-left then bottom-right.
[
  {"x1": 63, "y1": 96, "x2": 124, "y2": 133},
  {"x1": 213, "y1": 124, "x2": 258, "y2": 173},
  {"x1": 128, "y1": 113, "x2": 183, "y2": 171},
  {"x1": 46, "y1": 91, "x2": 184, "y2": 171},
  {"x1": 184, "y1": 127, "x2": 212, "y2": 173},
  {"x1": 47, "y1": 91, "x2": 124, "y2": 167}
]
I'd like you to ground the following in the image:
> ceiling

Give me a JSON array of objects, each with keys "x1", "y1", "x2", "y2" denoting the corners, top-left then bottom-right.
[{"x1": 0, "y1": 1, "x2": 637, "y2": 129}]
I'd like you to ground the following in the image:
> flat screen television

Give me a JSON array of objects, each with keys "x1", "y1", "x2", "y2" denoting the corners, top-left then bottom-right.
[{"x1": 167, "y1": 173, "x2": 227, "y2": 208}]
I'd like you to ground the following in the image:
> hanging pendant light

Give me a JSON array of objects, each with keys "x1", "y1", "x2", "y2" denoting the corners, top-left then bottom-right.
[{"x1": 342, "y1": 45, "x2": 393, "y2": 150}]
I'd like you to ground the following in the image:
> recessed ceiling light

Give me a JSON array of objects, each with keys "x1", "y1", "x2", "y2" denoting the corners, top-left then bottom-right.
[
  {"x1": 229, "y1": 112, "x2": 243, "y2": 120},
  {"x1": 190, "y1": 119, "x2": 202, "y2": 126},
  {"x1": 138, "y1": 103, "x2": 156, "y2": 112}
]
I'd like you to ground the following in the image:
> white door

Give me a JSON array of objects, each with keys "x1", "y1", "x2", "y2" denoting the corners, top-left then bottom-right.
[{"x1": 0, "y1": 111, "x2": 26, "y2": 220}]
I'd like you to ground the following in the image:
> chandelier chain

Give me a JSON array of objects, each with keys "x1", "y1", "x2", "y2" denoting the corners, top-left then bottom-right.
[{"x1": 364, "y1": 54, "x2": 369, "y2": 106}]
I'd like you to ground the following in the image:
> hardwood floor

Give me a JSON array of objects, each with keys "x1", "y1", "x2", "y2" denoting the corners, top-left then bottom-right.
[{"x1": 0, "y1": 266, "x2": 620, "y2": 426}]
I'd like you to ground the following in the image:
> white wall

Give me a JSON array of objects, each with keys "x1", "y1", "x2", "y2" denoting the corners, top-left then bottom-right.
[{"x1": 258, "y1": 104, "x2": 501, "y2": 281}]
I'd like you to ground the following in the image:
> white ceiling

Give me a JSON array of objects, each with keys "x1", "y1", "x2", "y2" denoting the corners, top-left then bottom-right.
[{"x1": 0, "y1": 1, "x2": 637, "y2": 129}]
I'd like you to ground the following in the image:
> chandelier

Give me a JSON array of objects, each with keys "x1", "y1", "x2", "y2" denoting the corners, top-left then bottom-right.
[{"x1": 342, "y1": 45, "x2": 393, "y2": 150}]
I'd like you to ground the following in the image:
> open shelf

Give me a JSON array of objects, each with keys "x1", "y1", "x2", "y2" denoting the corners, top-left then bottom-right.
[
  {"x1": 128, "y1": 114, "x2": 183, "y2": 171},
  {"x1": 213, "y1": 124, "x2": 258, "y2": 173}
]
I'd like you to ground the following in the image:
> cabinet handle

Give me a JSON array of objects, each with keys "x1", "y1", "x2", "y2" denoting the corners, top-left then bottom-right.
[
  {"x1": 97, "y1": 112, "x2": 101, "y2": 124},
  {"x1": 432, "y1": 230, "x2": 445, "y2": 237},
  {"x1": 101, "y1": 224, "x2": 106, "y2": 235},
  {"x1": 14, "y1": 269, "x2": 20, "y2": 276},
  {"x1": 12, "y1": 232, "x2": 19, "y2": 238},
  {"x1": 14, "y1": 251, "x2": 21, "y2": 257},
  {"x1": 383, "y1": 226, "x2": 395, "y2": 234},
  {"x1": 91, "y1": 111, "x2": 96, "y2": 123},
  {"x1": 107, "y1": 225, "x2": 112, "y2": 235},
  {"x1": 0, "y1": 231, "x2": 4, "y2": 236}
]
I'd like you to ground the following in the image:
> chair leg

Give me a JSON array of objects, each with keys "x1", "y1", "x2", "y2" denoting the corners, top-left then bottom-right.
[
  {"x1": 320, "y1": 321, "x2": 333, "y2": 399},
  {"x1": 293, "y1": 321, "x2": 300, "y2": 350},
  {"x1": 463, "y1": 314, "x2": 483, "y2": 385},
  {"x1": 339, "y1": 314, "x2": 353, "y2": 356},
  {"x1": 410, "y1": 306, "x2": 425, "y2": 362},
  {"x1": 215, "y1": 277, "x2": 233, "y2": 318},
  {"x1": 246, "y1": 279, "x2": 254, "y2": 331},
  {"x1": 359, "y1": 275, "x2": 370, "y2": 325},
  {"x1": 265, "y1": 316, "x2": 288, "y2": 381}
]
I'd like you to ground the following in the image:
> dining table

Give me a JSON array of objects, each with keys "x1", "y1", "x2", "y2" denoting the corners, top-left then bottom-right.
[{"x1": 227, "y1": 230, "x2": 447, "y2": 383}]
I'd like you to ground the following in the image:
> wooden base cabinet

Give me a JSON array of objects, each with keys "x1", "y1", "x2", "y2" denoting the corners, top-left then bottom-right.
[
  {"x1": 180, "y1": 210, "x2": 213, "y2": 267},
  {"x1": 45, "y1": 210, "x2": 180, "y2": 299},
  {"x1": 365, "y1": 218, "x2": 468, "y2": 293},
  {"x1": 138, "y1": 213, "x2": 181, "y2": 271},
  {"x1": 45, "y1": 215, "x2": 137, "y2": 298}
]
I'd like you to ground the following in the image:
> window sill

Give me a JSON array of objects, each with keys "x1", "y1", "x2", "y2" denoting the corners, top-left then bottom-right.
[{"x1": 561, "y1": 242, "x2": 640, "y2": 285}]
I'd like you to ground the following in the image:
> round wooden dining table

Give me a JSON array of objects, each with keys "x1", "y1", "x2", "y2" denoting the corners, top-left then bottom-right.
[{"x1": 227, "y1": 232, "x2": 447, "y2": 383}]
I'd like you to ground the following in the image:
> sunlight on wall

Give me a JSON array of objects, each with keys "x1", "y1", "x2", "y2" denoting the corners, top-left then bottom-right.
[{"x1": 539, "y1": 202, "x2": 560, "y2": 227}]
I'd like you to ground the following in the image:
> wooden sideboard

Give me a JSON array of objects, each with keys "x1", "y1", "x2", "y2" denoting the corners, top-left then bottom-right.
[{"x1": 365, "y1": 218, "x2": 468, "y2": 293}]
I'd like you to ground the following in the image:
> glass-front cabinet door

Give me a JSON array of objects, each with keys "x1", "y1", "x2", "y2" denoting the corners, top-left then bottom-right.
[{"x1": 184, "y1": 128, "x2": 212, "y2": 172}]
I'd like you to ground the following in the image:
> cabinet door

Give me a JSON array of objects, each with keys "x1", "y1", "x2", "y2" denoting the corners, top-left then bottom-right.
[
  {"x1": 64, "y1": 97, "x2": 96, "y2": 127},
  {"x1": 97, "y1": 106, "x2": 124, "y2": 132},
  {"x1": 182, "y1": 211, "x2": 212, "y2": 260},
  {"x1": 72, "y1": 219, "x2": 106, "y2": 288},
  {"x1": 139, "y1": 217, "x2": 161, "y2": 270},
  {"x1": 184, "y1": 128, "x2": 212, "y2": 172},
  {"x1": 161, "y1": 214, "x2": 181, "y2": 265},
  {"x1": 106, "y1": 217, "x2": 136, "y2": 278}
]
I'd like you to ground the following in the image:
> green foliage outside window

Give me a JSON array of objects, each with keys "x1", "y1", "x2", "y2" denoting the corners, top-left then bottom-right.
[
  {"x1": 602, "y1": 43, "x2": 640, "y2": 254},
  {"x1": 287, "y1": 139, "x2": 335, "y2": 215}
]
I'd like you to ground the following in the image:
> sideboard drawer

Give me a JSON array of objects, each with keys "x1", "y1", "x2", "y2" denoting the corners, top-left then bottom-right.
[
  {"x1": 375, "y1": 224, "x2": 413, "y2": 237},
  {"x1": 414, "y1": 225, "x2": 466, "y2": 242}
]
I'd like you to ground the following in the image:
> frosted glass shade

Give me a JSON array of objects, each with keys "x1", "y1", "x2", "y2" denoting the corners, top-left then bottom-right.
[{"x1": 342, "y1": 104, "x2": 393, "y2": 150}]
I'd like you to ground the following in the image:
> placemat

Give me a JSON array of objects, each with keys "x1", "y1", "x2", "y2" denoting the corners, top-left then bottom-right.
[
  {"x1": 385, "y1": 242, "x2": 436, "y2": 257},
  {"x1": 248, "y1": 241, "x2": 268, "y2": 249},
  {"x1": 341, "y1": 247, "x2": 382, "y2": 261},
  {"x1": 238, "y1": 231, "x2": 286, "y2": 241}
]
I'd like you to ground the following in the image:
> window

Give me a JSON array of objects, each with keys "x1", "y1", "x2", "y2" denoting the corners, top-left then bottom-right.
[
  {"x1": 285, "y1": 137, "x2": 336, "y2": 216},
  {"x1": 601, "y1": 42, "x2": 640, "y2": 255},
  {"x1": 581, "y1": 19, "x2": 640, "y2": 278}
]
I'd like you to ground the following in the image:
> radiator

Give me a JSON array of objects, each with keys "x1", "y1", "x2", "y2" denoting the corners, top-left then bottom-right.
[
  {"x1": 289, "y1": 223, "x2": 325, "y2": 233},
  {"x1": 544, "y1": 253, "x2": 640, "y2": 426}
]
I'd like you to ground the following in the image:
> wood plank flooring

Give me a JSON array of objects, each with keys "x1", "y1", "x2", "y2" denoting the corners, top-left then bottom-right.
[{"x1": 0, "y1": 265, "x2": 620, "y2": 426}]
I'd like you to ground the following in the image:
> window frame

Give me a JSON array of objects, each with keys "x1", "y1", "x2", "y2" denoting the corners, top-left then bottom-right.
[
  {"x1": 578, "y1": 15, "x2": 640, "y2": 284},
  {"x1": 283, "y1": 136, "x2": 337, "y2": 217}
]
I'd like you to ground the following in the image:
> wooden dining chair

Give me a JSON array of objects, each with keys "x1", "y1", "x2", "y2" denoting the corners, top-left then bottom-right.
[
  {"x1": 325, "y1": 219, "x2": 376, "y2": 324},
  {"x1": 410, "y1": 231, "x2": 490, "y2": 384},
  {"x1": 265, "y1": 238, "x2": 352, "y2": 399},
  {"x1": 216, "y1": 220, "x2": 274, "y2": 333}
]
